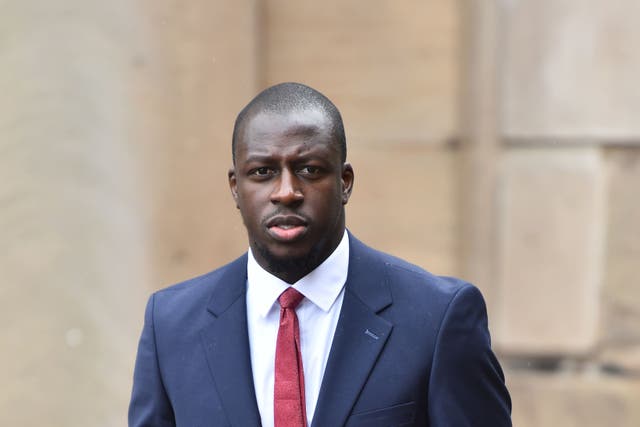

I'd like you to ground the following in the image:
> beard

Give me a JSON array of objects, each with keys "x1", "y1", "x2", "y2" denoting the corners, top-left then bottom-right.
[{"x1": 253, "y1": 234, "x2": 330, "y2": 279}]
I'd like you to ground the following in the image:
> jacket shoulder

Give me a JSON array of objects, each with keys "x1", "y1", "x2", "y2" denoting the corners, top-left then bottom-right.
[
  {"x1": 149, "y1": 253, "x2": 248, "y2": 316},
  {"x1": 350, "y1": 235, "x2": 472, "y2": 298}
]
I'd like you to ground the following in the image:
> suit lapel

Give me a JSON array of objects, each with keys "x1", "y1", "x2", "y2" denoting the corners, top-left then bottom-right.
[
  {"x1": 311, "y1": 236, "x2": 393, "y2": 427},
  {"x1": 200, "y1": 255, "x2": 262, "y2": 427}
]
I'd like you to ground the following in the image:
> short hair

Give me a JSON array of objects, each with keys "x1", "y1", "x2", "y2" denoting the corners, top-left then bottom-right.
[{"x1": 231, "y1": 82, "x2": 346, "y2": 164}]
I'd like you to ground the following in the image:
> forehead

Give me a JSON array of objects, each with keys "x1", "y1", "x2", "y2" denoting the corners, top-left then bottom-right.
[{"x1": 237, "y1": 109, "x2": 337, "y2": 158}]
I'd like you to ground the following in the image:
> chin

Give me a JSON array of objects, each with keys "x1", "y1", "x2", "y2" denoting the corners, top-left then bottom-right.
[{"x1": 257, "y1": 242, "x2": 322, "y2": 275}]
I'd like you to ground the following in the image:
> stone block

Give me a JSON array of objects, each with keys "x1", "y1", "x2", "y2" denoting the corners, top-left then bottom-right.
[
  {"x1": 598, "y1": 148, "x2": 640, "y2": 372},
  {"x1": 508, "y1": 371, "x2": 640, "y2": 427},
  {"x1": 495, "y1": 147, "x2": 605, "y2": 355},
  {"x1": 601, "y1": 148, "x2": 640, "y2": 343},
  {"x1": 263, "y1": 0, "x2": 460, "y2": 145},
  {"x1": 347, "y1": 145, "x2": 459, "y2": 276},
  {"x1": 502, "y1": 0, "x2": 640, "y2": 138},
  {"x1": 0, "y1": 1, "x2": 153, "y2": 425}
]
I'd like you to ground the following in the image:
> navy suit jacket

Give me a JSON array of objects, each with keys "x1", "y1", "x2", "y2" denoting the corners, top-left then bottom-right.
[{"x1": 129, "y1": 234, "x2": 511, "y2": 426}]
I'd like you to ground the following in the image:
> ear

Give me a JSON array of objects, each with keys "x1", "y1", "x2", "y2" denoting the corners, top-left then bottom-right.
[
  {"x1": 341, "y1": 163, "x2": 354, "y2": 205},
  {"x1": 228, "y1": 167, "x2": 240, "y2": 209}
]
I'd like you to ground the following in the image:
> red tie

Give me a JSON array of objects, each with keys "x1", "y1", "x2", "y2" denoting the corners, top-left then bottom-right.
[{"x1": 274, "y1": 287, "x2": 307, "y2": 427}]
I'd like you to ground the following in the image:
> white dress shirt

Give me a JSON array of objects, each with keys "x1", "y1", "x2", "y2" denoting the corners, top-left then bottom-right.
[{"x1": 246, "y1": 231, "x2": 349, "y2": 427}]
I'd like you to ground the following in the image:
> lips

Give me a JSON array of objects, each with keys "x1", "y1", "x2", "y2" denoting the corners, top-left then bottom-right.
[{"x1": 265, "y1": 215, "x2": 308, "y2": 242}]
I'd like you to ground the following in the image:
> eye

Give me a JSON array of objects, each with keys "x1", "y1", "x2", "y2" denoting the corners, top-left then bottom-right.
[
  {"x1": 297, "y1": 165, "x2": 321, "y2": 175},
  {"x1": 250, "y1": 167, "x2": 275, "y2": 177}
]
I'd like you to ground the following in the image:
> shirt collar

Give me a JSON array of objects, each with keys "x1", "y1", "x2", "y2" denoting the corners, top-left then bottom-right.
[{"x1": 247, "y1": 230, "x2": 349, "y2": 317}]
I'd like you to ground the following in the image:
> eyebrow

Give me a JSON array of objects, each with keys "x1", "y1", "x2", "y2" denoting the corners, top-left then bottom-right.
[{"x1": 243, "y1": 151, "x2": 327, "y2": 165}]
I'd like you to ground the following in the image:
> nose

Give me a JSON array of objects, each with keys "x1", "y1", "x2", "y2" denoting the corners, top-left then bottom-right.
[{"x1": 270, "y1": 169, "x2": 304, "y2": 205}]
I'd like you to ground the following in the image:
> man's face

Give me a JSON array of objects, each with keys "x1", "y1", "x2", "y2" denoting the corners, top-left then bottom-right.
[{"x1": 229, "y1": 109, "x2": 353, "y2": 282}]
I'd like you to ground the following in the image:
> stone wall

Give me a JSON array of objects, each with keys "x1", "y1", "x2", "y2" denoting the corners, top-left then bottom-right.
[
  {"x1": 2, "y1": 1, "x2": 638, "y2": 425},
  {"x1": 495, "y1": 1, "x2": 640, "y2": 425},
  {"x1": 1, "y1": 1, "x2": 257, "y2": 425}
]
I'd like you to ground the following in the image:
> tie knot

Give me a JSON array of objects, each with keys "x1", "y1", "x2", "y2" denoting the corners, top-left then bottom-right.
[{"x1": 278, "y1": 287, "x2": 304, "y2": 310}]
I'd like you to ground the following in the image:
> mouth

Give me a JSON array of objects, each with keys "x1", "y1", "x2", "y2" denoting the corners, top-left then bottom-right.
[{"x1": 265, "y1": 215, "x2": 309, "y2": 242}]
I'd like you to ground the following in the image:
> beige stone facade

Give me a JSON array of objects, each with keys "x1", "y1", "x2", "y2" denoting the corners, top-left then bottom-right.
[{"x1": 2, "y1": 1, "x2": 638, "y2": 425}]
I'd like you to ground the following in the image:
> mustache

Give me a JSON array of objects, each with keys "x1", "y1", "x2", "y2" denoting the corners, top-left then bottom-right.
[{"x1": 262, "y1": 209, "x2": 310, "y2": 226}]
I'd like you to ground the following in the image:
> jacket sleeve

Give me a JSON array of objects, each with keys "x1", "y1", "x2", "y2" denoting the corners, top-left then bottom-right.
[
  {"x1": 128, "y1": 294, "x2": 176, "y2": 427},
  {"x1": 427, "y1": 284, "x2": 512, "y2": 427}
]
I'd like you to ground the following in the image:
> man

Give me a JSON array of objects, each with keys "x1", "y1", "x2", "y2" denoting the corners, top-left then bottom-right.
[{"x1": 129, "y1": 82, "x2": 512, "y2": 426}]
